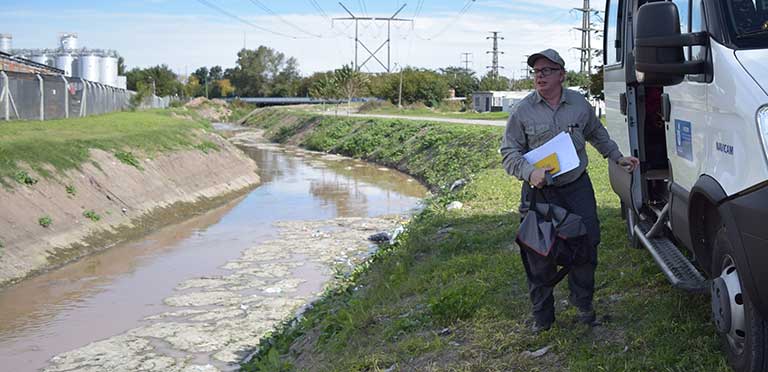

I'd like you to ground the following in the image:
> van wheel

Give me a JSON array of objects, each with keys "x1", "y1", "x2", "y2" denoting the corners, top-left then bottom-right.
[
  {"x1": 621, "y1": 201, "x2": 641, "y2": 249},
  {"x1": 711, "y1": 226, "x2": 768, "y2": 372}
]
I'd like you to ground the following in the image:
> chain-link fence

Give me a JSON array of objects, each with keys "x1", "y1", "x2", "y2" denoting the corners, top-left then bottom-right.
[{"x1": 0, "y1": 71, "x2": 171, "y2": 121}]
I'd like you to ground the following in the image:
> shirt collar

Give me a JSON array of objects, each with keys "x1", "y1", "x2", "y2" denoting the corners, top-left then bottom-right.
[{"x1": 534, "y1": 88, "x2": 569, "y2": 105}]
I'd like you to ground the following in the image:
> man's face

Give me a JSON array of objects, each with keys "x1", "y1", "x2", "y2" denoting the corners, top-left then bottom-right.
[{"x1": 533, "y1": 58, "x2": 564, "y2": 96}]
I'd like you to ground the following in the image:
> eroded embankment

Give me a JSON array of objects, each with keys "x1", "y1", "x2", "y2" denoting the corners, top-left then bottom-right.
[{"x1": 0, "y1": 127, "x2": 260, "y2": 288}]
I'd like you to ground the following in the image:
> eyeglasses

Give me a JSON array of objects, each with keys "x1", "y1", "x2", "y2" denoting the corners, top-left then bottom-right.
[{"x1": 532, "y1": 67, "x2": 561, "y2": 77}]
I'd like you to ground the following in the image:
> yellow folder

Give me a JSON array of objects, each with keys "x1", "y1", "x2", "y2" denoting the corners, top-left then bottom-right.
[{"x1": 533, "y1": 152, "x2": 560, "y2": 174}]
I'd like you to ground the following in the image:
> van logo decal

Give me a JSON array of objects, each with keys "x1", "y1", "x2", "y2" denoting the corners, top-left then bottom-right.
[
  {"x1": 675, "y1": 120, "x2": 693, "y2": 161},
  {"x1": 716, "y1": 142, "x2": 734, "y2": 155}
]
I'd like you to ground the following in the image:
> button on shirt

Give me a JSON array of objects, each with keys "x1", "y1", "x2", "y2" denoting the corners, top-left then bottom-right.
[{"x1": 500, "y1": 89, "x2": 622, "y2": 187}]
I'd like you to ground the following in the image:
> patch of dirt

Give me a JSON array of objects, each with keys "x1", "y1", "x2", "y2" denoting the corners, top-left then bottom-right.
[
  {"x1": 185, "y1": 97, "x2": 232, "y2": 122},
  {"x1": 0, "y1": 130, "x2": 260, "y2": 288}
]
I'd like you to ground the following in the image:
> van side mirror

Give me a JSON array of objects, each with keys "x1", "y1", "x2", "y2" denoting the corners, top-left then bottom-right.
[{"x1": 635, "y1": 2, "x2": 708, "y2": 86}]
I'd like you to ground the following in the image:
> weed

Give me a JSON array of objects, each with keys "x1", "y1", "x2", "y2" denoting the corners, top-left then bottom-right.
[
  {"x1": 194, "y1": 141, "x2": 220, "y2": 154},
  {"x1": 14, "y1": 170, "x2": 38, "y2": 185},
  {"x1": 38, "y1": 216, "x2": 53, "y2": 228},
  {"x1": 65, "y1": 184, "x2": 76, "y2": 196},
  {"x1": 114, "y1": 151, "x2": 143, "y2": 170},
  {"x1": 83, "y1": 210, "x2": 101, "y2": 222}
]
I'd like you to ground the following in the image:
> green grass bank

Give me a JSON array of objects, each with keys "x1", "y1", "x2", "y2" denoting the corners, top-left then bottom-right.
[
  {"x1": 240, "y1": 109, "x2": 728, "y2": 371},
  {"x1": 0, "y1": 110, "x2": 212, "y2": 187}
]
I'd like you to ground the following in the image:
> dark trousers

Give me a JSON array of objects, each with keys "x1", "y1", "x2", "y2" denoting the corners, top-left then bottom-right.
[{"x1": 519, "y1": 173, "x2": 600, "y2": 325}]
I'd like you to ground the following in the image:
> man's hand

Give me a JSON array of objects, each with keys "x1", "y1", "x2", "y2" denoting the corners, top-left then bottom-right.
[
  {"x1": 529, "y1": 167, "x2": 554, "y2": 188},
  {"x1": 617, "y1": 156, "x2": 640, "y2": 172}
]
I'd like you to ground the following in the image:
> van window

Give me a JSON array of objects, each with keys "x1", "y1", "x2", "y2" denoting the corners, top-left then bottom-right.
[
  {"x1": 605, "y1": 0, "x2": 624, "y2": 65},
  {"x1": 672, "y1": 0, "x2": 690, "y2": 33},
  {"x1": 691, "y1": 0, "x2": 706, "y2": 62}
]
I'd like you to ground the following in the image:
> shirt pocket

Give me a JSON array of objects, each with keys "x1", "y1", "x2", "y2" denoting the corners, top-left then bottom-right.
[
  {"x1": 524, "y1": 121, "x2": 554, "y2": 149},
  {"x1": 570, "y1": 128, "x2": 586, "y2": 151}
]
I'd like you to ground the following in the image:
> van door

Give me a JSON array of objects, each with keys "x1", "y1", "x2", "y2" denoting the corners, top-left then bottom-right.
[{"x1": 605, "y1": 0, "x2": 640, "y2": 209}]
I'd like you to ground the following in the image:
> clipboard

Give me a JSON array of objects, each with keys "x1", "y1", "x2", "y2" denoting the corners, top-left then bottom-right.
[{"x1": 523, "y1": 132, "x2": 579, "y2": 178}]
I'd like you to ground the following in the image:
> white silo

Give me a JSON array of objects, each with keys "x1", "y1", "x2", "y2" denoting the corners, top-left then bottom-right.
[
  {"x1": 77, "y1": 53, "x2": 100, "y2": 82},
  {"x1": 60, "y1": 33, "x2": 78, "y2": 51},
  {"x1": 99, "y1": 54, "x2": 118, "y2": 87},
  {"x1": 0, "y1": 34, "x2": 11, "y2": 53},
  {"x1": 31, "y1": 52, "x2": 52, "y2": 66},
  {"x1": 55, "y1": 53, "x2": 76, "y2": 76}
]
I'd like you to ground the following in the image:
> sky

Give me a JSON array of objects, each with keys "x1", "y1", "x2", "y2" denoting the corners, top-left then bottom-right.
[{"x1": 1, "y1": 0, "x2": 603, "y2": 78}]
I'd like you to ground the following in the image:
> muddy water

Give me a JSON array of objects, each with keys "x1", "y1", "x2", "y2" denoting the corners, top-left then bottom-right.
[{"x1": 0, "y1": 128, "x2": 427, "y2": 372}]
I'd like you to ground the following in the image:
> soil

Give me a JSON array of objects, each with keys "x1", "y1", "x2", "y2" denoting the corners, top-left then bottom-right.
[{"x1": 0, "y1": 130, "x2": 260, "y2": 288}]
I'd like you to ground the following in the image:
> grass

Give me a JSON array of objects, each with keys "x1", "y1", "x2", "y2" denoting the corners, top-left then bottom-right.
[
  {"x1": 0, "y1": 110, "x2": 213, "y2": 187},
  {"x1": 360, "y1": 106, "x2": 510, "y2": 121},
  {"x1": 241, "y1": 109, "x2": 729, "y2": 371}
]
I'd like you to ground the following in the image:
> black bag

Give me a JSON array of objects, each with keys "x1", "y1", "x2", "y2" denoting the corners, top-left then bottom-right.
[{"x1": 515, "y1": 187, "x2": 590, "y2": 286}]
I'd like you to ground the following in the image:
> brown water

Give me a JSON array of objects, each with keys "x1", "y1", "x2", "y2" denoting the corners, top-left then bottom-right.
[{"x1": 0, "y1": 129, "x2": 426, "y2": 372}]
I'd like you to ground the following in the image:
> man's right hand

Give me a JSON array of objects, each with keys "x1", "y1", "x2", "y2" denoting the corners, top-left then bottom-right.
[{"x1": 529, "y1": 167, "x2": 554, "y2": 188}]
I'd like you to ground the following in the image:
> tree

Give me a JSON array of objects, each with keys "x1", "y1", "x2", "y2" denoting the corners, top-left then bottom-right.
[
  {"x1": 566, "y1": 71, "x2": 590, "y2": 88},
  {"x1": 209, "y1": 66, "x2": 223, "y2": 81},
  {"x1": 586, "y1": 67, "x2": 604, "y2": 100},
  {"x1": 185, "y1": 75, "x2": 201, "y2": 97},
  {"x1": 479, "y1": 73, "x2": 510, "y2": 91},
  {"x1": 334, "y1": 64, "x2": 367, "y2": 111},
  {"x1": 309, "y1": 74, "x2": 340, "y2": 112},
  {"x1": 125, "y1": 64, "x2": 183, "y2": 97},
  {"x1": 217, "y1": 79, "x2": 235, "y2": 97},
  {"x1": 439, "y1": 67, "x2": 479, "y2": 98},
  {"x1": 227, "y1": 46, "x2": 303, "y2": 97},
  {"x1": 117, "y1": 55, "x2": 127, "y2": 76}
]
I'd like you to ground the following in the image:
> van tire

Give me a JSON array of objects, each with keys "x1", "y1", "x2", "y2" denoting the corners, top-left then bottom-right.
[
  {"x1": 712, "y1": 227, "x2": 768, "y2": 372},
  {"x1": 621, "y1": 201, "x2": 641, "y2": 249}
]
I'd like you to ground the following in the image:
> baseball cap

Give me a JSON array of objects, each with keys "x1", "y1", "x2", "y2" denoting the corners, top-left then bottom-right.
[{"x1": 527, "y1": 49, "x2": 565, "y2": 68}]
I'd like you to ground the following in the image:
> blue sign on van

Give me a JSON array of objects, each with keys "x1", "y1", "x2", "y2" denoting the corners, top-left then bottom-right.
[{"x1": 675, "y1": 120, "x2": 693, "y2": 161}]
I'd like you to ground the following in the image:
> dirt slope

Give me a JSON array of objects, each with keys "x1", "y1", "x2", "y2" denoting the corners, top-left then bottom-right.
[{"x1": 0, "y1": 131, "x2": 259, "y2": 287}]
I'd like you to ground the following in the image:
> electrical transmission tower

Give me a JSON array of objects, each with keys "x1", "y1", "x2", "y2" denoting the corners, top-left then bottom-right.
[
  {"x1": 461, "y1": 52, "x2": 472, "y2": 70},
  {"x1": 333, "y1": 3, "x2": 412, "y2": 73},
  {"x1": 574, "y1": 0, "x2": 597, "y2": 74},
  {"x1": 486, "y1": 31, "x2": 504, "y2": 77}
]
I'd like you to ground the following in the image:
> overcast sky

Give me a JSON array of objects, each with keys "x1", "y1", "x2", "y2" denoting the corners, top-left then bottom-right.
[{"x1": 1, "y1": 0, "x2": 602, "y2": 78}]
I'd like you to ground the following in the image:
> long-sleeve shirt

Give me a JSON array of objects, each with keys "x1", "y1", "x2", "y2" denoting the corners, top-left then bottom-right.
[{"x1": 500, "y1": 89, "x2": 623, "y2": 187}]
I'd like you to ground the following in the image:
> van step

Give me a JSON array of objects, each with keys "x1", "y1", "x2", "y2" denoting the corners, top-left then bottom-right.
[{"x1": 634, "y1": 221, "x2": 707, "y2": 292}]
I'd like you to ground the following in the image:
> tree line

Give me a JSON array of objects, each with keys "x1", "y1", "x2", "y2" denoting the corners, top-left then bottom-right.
[{"x1": 125, "y1": 45, "x2": 599, "y2": 106}]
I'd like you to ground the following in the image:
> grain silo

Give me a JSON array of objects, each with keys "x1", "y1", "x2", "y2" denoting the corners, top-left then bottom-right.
[
  {"x1": 0, "y1": 34, "x2": 11, "y2": 53},
  {"x1": 99, "y1": 53, "x2": 118, "y2": 87},
  {"x1": 77, "y1": 52, "x2": 100, "y2": 82},
  {"x1": 55, "y1": 53, "x2": 76, "y2": 77},
  {"x1": 31, "y1": 51, "x2": 53, "y2": 66},
  {"x1": 60, "y1": 33, "x2": 78, "y2": 51}
]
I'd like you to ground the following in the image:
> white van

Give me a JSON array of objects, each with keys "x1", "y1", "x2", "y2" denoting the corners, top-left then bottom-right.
[{"x1": 603, "y1": 0, "x2": 768, "y2": 370}]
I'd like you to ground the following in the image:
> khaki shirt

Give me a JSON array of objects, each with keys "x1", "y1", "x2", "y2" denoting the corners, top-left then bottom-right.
[{"x1": 500, "y1": 89, "x2": 622, "y2": 187}]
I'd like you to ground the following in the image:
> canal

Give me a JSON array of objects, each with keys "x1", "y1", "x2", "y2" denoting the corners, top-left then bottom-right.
[{"x1": 0, "y1": 126, "x2": 427, "y2": 372}]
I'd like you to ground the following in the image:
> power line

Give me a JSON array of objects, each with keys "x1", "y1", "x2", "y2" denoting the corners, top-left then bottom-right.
[
  {"x1": 413, "y1": 0, "x2": 426, "y2": 19},
  {"x1": 357, "y1": 0, "x2": 368, "y2": 17},
  {"x1": 423, "y1": 0, "x2": 476, "y2": 40},
  {"x1": 307, "y1": 0, "x2": 329, "y2": 18},
  {"x1": 246, "y1": 0, "x2": 322, "y2": 38},
  {"x1": 193, "y1": 0, "x2": 297, "y2": 39}
]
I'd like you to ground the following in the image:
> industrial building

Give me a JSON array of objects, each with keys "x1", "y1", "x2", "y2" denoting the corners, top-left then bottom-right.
[{"x1": 0, "y1": 33, "x2": 126, "y2": 89}]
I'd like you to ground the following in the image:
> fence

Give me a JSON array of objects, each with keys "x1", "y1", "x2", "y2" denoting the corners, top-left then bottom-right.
[{"x1": 0, "y1": 70, "x2": 171, "y2": 121}]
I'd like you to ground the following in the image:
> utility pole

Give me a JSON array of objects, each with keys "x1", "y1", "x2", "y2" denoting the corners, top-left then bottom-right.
[
  {"x1": 333, "y1": 3, "x2": 413, "y2": 72},
  {"x1": 486, "y1": 31, "x2": 504, "y2": 77},
  {"x1": 461, "y1": 52, "x2": 472, "y2": 71},
  {"x1": 574, "y1": 0, "x2": 597, "y2": 74},
  {"x1": 521, "y1": 55, "x2": 530, "y2": 80}
]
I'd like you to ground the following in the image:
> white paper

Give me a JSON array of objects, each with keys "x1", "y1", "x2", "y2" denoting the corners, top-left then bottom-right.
[{"x1": 523, "y1": 131, "x2": 580, "y2": 178}]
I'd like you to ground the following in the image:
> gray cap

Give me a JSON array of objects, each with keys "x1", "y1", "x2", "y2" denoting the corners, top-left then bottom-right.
[{"x1": 527, "y1": 49, "x2": 565, "y2": 68}]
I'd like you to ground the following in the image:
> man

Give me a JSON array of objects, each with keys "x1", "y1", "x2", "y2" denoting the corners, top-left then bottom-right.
[{"x1": 500, "y1": 49, "x2": 639, "y2": 332}]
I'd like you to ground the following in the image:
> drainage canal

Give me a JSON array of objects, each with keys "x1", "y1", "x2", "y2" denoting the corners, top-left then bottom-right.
[{"x1": 0, "y1": 126, "x2": 427, "y2": 372}]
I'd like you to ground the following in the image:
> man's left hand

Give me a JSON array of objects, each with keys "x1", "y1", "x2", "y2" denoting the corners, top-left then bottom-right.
[{"x1": 617, "y1": 156, "x2": 640, "y2": 172}]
